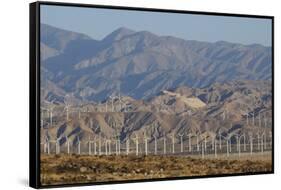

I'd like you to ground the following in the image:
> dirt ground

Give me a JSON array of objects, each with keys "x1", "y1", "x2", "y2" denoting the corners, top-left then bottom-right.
[{"x1": 40, "y1": 153, "x2": 272, "y2": 185}]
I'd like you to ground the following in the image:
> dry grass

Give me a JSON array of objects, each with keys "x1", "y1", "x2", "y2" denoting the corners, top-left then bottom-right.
[{"x1": 40, "y1": 154, "x2": 272, "y2": 185}]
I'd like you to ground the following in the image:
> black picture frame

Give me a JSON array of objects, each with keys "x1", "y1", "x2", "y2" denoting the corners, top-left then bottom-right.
[{"x1": 29, "y1": 1, "x2": 274, "y2": 189}]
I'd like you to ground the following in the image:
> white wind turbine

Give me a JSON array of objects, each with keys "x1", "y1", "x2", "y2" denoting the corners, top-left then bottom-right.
[
  {"x1": 65, "y1": 136, "x2": 70, "y2": 155},
  {"x1": 235, "y1": 134, "x2": 240, "y2": 152},
  {"x1": 214, "y1": 138, "x2": 217, "y2": 158},
  {"x1": 143, "y1": 130, "x2": 150, "y2": 156},
  {"x1": 126, "y1": 137, "x2": 130, "y2": 155},
  {"x1": 118, "y1": 93, "x2": 122, "y2": 112},
  {"x1": 55, "y1": 136, "x2": 62, "y2": 154},
  {"x1": 133, "y1": 134, "x2": 139, "y2": 156},
  {"x1": 40, "y1": 107, "x2": 47, "y2": 129},
  {"x1": 169, "y1": 132, "x2": 175, "y2": 154},
  {"x1": 178, "y1": 133, "x2": 184, "y2": 153},
  {"x1": 153, "y1": 133, "x2": 158, "y2": 155},
  {"x1": 104, "y1": 139, "x2": 108, "y2": 155},
  {"x1": 42, "y1": 135, "x2": 48, "y2": 154},
  {"x1": 238, "y1": 134, "x2": 246, "y2": 157},
  {"x1": 64, "y1": 105, "x2": 70, "y2": 121},
  {"x1": 46, "y1": 100, "x2": 55, "y2": 127},
  {"x1": 46, "y1": 135, "x2": 50, "y2": 154},
  {"x1": 112, "y1": 129, "x2": 121, "y2": 155},
  {"x1": 249, "y1": 133, "x2": 253, "y2": 155},
  {"x1": 163, "y1": 132, "x2": 167, "y2": 155},
  {"x1": 49, "y1": 106, "x2": 54, "y2": 127},
  {"x1": 64, "y1": 94, "x2": 71, "y2": 121},
  {"x1": 109, "y1": 95, "x2": 116, "y2": 112},
  {"x1": 98, "y1": 133, "x2": 102, "y2": 155},
  {"x1": 88, "y1": 136, "x2": 92, "y2": 155},
  {"x1": 225, "y1": 133, "x2": 234, "y2": 157},
  {"x1": 77, "y1": 136, "x2": 81, "y2": 155},
  {"x1": 93, "y1": 136, "x2": 97, "y2": 155},
  {"x1": 201, "y1": 142, "x2": 205, "y2": 159},
  {"x1": 196, "y1": 131, "x2": 200, "y2": 151},
  {"x1": 186, "y1": 132, "x2": 193, "y2": 152}
]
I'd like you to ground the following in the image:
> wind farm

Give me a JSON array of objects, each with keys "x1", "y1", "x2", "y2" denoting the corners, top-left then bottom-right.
[
  {"x1": 40, "y1": 81, "x2": 273, "y2": 185},
  {"x1": 39, "y1": 23, "x2": 273, "y2": 185}
]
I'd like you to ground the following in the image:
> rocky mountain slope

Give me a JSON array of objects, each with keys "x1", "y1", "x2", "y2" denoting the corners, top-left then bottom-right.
[
  {"x1": 41, "y1": 80, "x2": 272, "y2": 145},
  {"x1": 41, "y1": 24, "x2": 272, "y2": 102}
]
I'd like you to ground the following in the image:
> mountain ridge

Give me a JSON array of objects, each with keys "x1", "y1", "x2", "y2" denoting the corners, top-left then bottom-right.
[{"x1": 41, "y1": 24, "x2": 272, "y2": 102}]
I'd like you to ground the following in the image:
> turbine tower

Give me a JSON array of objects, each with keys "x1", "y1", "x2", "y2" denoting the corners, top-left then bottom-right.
[
  {"x1": 65, "y1": 136, "x2": 70, "y2": 154},
  {"x1": 77, "y1": 136, "x2": 81, "y2": 155},
  {"x1": 88, "y1": 136, "x2": 92, "y2": 155},
  {"x1": 163, "y1": 132, "x2": 167, "y2": 155},
  {"x1": 170, "y1": 132, "x2": 175, "y2": 154},
  {"x1": 153, "y1": 134, "x2": 157, "y2": 155},
  {"x1": 187, "y1": 133, "x2": 193, "y2": 152},
  {"x1": 143, "y1": 130, "x2": 150, "y2": 156},
  {"x1": 133, "y1": 134, "x2": 139, "y2": 156},
  {"x1": 126, "y1": 137, "x2": 130, "y2": 155},
  {"x1": 178, "y1": 133, "x2": 184, "y2": 153}
]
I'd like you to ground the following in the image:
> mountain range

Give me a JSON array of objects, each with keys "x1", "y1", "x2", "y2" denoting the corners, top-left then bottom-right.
[{"x1": 40, "y1": 24, "x2": 272, "y2": 102}]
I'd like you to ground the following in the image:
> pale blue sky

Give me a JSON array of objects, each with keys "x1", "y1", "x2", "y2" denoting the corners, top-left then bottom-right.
[{"x1": 41, "y1": 5, "x2": 272, "y2": 46}]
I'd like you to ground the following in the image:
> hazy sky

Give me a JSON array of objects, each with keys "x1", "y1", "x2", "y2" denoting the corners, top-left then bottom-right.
[{"x1": 41, "y1": 5, "x2": 272, "y2": 46}]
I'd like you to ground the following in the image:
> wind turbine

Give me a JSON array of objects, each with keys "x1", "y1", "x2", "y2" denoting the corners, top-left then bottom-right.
[
  {"x1": 257, "y1": 132, "x2": 260, "y2": 151},
  {"x1": 77, "y1": 136, "x2": 81, "y2": 155},
  {"x1": 64, "y1": 104, "x2": 70, "y2": 121},
  {"x1": 186, "y1": 133, "x2": 193, "y2": 152},
  {"x1": 49, "y1": 106, "x2": 54, "y2": 127},
  {"x1": 44, "y1": 100, "x2": 55, "y2": 127},
  {"x1": 143, "y1": 130, "x2": 150, "y2": 156},
  {"x1": 201, "y1": 142, "x2": 205, "y2": 159},
  {"x1": 105, "y1": 138, "x2": 108, "y2": 155},
  {"x1": 56, "y1": 136, "x2": 62, "y2": 154},
  {"x1": 109, "y1": 95, "x2": 116, "y2": 112},
  {"x1": 126, "y1": 137, "x2": 130, "y2": 155},
  {"x1": 93, "y1": 136, "x2": 97, "y2": 155},
  {"x1": 169, "y1": 132, "x2": 175, "y2": 154},
  {"x1": 114, "y1": 133, "x2": 120, "y2": 155},
  {"x1": 196, "y1": 132, "x2": 200, "y2": 151},
  {"x1": 43, "y1": 135, "x2": 48, "y2": 154},
  {"x1": 64, "y1": 94, "x2": 71, "y2": 121},
  {"x1": 178, "y1": 133, "x2": 184, "y2": 153},
  {"x1": 249, "y1": 133, "x2": 253, "y2": 155},
  {"x1": 226, "y1": 136, "x2": 230, "y2": 157},
  {"x1": 236, "y1": 134, "x2": 239, "y2": 152},
  {"x1": 99, "y1": 133, "x2": 102, "y2": 155},
  {"x1": 263, "y1": 131, "x2": 267, "y2": 150},
  {"x1": 133, "y1": 134, "x2": 139, "y2": 156},
  {"x1": 163, "y1": 132, "x2": 167, "y2": 155},
  {"x1": 118, "y1": 93, "x2": 122, "y2": 112},
  {"x1": 45, "y1": 134, "x2": 50, "y2": 154},
  {"x1": 238, "y1": 134, "x2": 245, "y2": 157},
  {"x1": 214, "y1": 138, "x2": 217, "y2": 158},
  {"x1": 204, "y1": 135, "x2": 207, "y2": 151},
  {"x1": 104, "y1": 137, "x2": 112, "y2": 155},
  {"x1": 153, "y1": 134, "x2": 158, "y2": 155},
  {"x1": 65, "y1": 136, "x2": 70, "y2": 155},
  {"x1": 88, "y1": 136, "x2": 92, "y2": 155}
]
